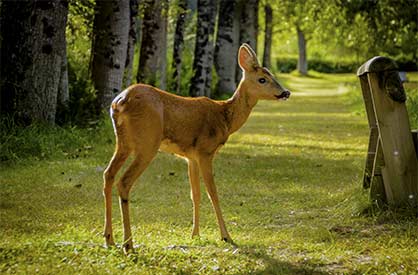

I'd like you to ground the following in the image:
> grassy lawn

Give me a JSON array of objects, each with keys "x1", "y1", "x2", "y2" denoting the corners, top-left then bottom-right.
[{"x1": 1, "y1": 72, "x2": 418, "y2": 274}]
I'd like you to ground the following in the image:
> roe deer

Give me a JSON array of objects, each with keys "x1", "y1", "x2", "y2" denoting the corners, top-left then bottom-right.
[{"x1": 103, "y1": 43, "x2": 290, "y2": 252}]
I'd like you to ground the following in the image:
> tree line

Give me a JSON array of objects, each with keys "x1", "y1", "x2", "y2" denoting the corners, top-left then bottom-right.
[{"x1": 1, "y1": 0, "x2": 416, "y2": 126}]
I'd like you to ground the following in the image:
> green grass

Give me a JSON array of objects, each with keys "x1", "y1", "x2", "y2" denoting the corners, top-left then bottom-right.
[{"x1": 1, "y1": 72, "x2": 418, "y2": 274}]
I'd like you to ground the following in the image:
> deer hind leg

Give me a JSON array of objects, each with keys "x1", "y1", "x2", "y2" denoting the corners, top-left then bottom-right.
[
  {"x1": 117, "y1": 134, "x2": 161, "y2": 253},
  {"x1": 198, "y1": 155, "x2": 233, "y2": 243},
  {"x1": 103, "y1": 144, "x2": 129, "y2": 247},
  {"x1": 187, "y1": 159, "x2": 201, "y2": 238}
]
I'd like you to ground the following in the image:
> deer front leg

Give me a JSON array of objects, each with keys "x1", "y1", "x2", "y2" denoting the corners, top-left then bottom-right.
[
  {"x1": 103, "y1": 147, "x2": 129, "y2": 247},
  {"x1": 198, "y1": 155, "x2": 233, "y2": 243},
  {"x1": 187, "y1": 159, "x2": 201, "y2": 238}
]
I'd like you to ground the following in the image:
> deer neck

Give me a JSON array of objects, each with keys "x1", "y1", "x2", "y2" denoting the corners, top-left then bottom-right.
[{"x1": 225, "y1": 81, "x2": 258, "y2": 134}]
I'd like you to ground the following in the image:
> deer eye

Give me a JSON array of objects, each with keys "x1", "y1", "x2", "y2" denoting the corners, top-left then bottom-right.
[{"x1": 258, "y1": 78, "x2": 267, "y2": 84}]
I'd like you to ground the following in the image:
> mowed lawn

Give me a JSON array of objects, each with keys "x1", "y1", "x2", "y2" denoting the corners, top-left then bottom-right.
[{"x1": 1, "y1": 73, "x2": 418, "y2": 274}]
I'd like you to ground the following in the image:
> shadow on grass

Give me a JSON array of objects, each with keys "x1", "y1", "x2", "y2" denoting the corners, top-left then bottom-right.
[{"x1": 237, "y1": 245, "x2": 333, "y2": 275}]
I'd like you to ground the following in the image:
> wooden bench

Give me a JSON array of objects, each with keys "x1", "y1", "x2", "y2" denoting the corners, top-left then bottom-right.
[{"x1": 357, "y1": 56, "x2": 418, "y2": 208}]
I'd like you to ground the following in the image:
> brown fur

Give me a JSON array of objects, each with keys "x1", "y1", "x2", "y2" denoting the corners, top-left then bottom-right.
[{"x1": 103, "y1": 44, "x2": 290, "y2": 252}]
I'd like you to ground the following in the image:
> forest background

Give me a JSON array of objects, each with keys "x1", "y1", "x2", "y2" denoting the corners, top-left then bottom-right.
[{"x1": 0, "y1": 0, "x2": 417, "y2": 129}]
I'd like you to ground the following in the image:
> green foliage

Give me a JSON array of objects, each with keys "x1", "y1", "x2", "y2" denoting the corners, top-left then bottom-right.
[
  {"x1": 276, "y1": 58, "x2": 359, "y2": 73},
  {"x1": 67, "y1": 63, "x2": 98, "y2": 125},
  {"x1": 0, "y1": 116, "x2": 114, "y2": 163},
  {"x1": 339, "y1": 0, "x2": 418, "y2": 59},
  {"x1": 405, "y1": 74, "x2": 418, "y2": 129},
  {"x1": 269, "y1": 0, "x2": 417, "y2": 72},
  {"x1": 66, "y1": 0, "x2": 97, "y2": 124}
]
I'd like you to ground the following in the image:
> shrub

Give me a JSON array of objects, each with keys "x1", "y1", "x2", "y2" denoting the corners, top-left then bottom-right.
[
  {"x1": 276, "y1": 57, "x2": 417, "y2": 74},
  {"x1": 0, "y1": 116, "x2": 114, "y2": 163},
  {"x1": 406, "y1": 88, "x2": 418, "y2": 129}
]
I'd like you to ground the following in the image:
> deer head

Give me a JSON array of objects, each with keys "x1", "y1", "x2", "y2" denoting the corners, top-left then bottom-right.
[{"x1": 238, "y1": 43, "x2": 291, "y2": 101}]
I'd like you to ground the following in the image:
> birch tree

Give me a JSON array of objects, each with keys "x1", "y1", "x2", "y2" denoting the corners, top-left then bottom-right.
[
  {"x1": 123, "y1": 0, "x2": 139, "y2": 87},
  {"x1": 91, "y1": 0, "x2": 130, "y2": 111},
  {"x1": 262, "y1": 3, "x2": 273, "y2": 68},
  {"x1": 0, "y1": 0, "x2": 69, "y2": 125},
  {"x1": 189, "y1": 0, "x2": 216, "y2": 97},
  {"x1": 236, "y1": 0, "x2": 258, "y2": 83},
  {"x1": 137, "y1": 0, "x2": 168, "y2": 90},
  {"x1": 214, "y1": 0, "x2": 239, "y2": 96},
  {"x1": 171, "y1": 0, "x2": 188, "y2": 94}
]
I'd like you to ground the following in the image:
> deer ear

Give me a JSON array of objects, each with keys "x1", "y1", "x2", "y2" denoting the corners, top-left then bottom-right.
[{"x1": 238, "y1": 43, "x2": 260, "y2": 72}]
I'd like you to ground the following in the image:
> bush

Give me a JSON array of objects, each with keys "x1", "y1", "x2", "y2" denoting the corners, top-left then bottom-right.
[
  {"x1": 406, "y1": 88, "x2": 418, "y2": 129},
  {"x1": 276, "y1": 58, "x2": 297, "y2": 73},
  {"x1": 276, "y1": 57, "x2": 359, "y2": 73},
  {"x1": 0, "y1": 116, "x2": 114, "y2": 163},
  {"x1": 66, "y1": 61, "x2": 98, "y2": 126},
  {"x1": 276, "y1": 57, "x2": 417, "y2": 74}
]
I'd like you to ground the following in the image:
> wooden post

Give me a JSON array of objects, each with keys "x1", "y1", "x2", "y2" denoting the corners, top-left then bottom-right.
[
  {"x1": 358, "y1": 72, "x2": 387, "y2": 205},
  {"x1": 357, "y1": 56, "x2": 418, "y2": 208},
  {"x1": 412, "y1": 130, "x2": 418, "y2": 159}
]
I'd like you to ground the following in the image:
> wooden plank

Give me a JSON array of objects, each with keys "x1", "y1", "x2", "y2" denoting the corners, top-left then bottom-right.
[
  {"x1": 370, "y1": 137, "x2": 387, "y2": 205},
  {"x1": 359, "y1": 75, "x2": 380, "y2": 189},
  {"x1": 367, "y1": 72, "x2": 418, "y2": 207},
  {"x1": 412, "y1": 130, "x2": 418, "y2": 159}
]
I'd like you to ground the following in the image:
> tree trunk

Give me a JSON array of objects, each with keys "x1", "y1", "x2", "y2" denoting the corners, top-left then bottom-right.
[
  {"x1": 214, "y1": 0, "x2": 239, "y2": 96},
  {"x1": 123, "y1": 0, "x2": 139, "y2": 88},
  {"x1": 189, "y1": 0, "x2": 217, "y2": 98},
  {"x1": 239, "y1": 0, "x2": 258, "y2": 52},
  {"x1": 262, "y1": 4, "x2": 273, "y2": 68},
  {"x1": 56, "y1": 21, "x2": 70, "y2": 125},
  {"x1": 0, "y1": 0, "x2": 69, "y2": 125},
  {"x1": 297, "y1": 26, "x2": 308, "y2": 76},
  {"x1": 91, "y1": 0, "x2": 130, "y2": 112},
  {"x1": 236, "y1": 0, "x2": 259, "y2": 83},
  {"x1": 137, "y1": 0, "x2": 168, "y2": 90},
  {"x1": 171, "y1": 0, "x2": 188, "y2": 94}
]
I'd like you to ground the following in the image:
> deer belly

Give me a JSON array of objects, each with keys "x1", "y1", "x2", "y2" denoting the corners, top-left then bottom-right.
[{"x1": 159, "y1": 138, "x2": 188, "y2": 158}]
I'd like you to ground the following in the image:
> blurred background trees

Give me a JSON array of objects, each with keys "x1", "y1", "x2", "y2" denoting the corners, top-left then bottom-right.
[{"x1": 0, "y1": 0, "x2": 417, "y2": 126}]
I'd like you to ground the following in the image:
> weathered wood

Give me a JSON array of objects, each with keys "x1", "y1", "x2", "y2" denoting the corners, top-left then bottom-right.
[
  {"x1": 359, "y1": 72, "x2": 386, "y2": 204},
  {"x1": 358, "y1": 56, "x2": 418, "y2": 207},
  {"x1": 357, "y1": 56, "x2": 398, "y2": 75},
  {"x1": 412, "y1": 130, "x2": 418, "y2": 159},
  {"x1": 370, "y1": 140, "x2": 387, "y2": 205},
  {"x1": 358, "y1": 75, "x2": 379, "y2": 188}
]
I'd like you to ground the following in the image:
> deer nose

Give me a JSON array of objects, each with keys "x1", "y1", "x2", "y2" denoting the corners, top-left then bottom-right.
[{"x1": 283, "y1": 90, "x2": 291, "y2": 98}]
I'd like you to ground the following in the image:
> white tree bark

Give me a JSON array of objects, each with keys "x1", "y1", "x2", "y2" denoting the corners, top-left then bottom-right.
[
  {"x1": 214, "y1": 0, "x2": 239, "y2": 96},
  {"x1": 92, "y1": 0, "x2": 130, "y2": 111},
  {"x1": 236, "y1": 0, "x2": 259, "y2": 83},
  {"x1": 0, "y1": 0, "x2": 69, "y2": 125},
  {"x1": 189, "y1": 0, "x2": 216, "y2": 97},
  {"x1": 137, "y1": 0, "x2": 168, "y2": 90}
]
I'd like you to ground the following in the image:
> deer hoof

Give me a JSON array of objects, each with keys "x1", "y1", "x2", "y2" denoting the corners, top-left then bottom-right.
[
  {"x1": 222, "y1": 236, "x2": 235, "y2": 245},
  {"x1": 104, "y1": 234, "x2": 115, "y2": 247},
  {"x1": 123, "y1": 242, "x2": 134, "y2": 254}
]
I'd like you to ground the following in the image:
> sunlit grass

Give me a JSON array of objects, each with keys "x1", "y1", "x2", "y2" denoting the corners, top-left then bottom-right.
[{"x1": 1, "y1": 73, "x2": 418, "y2": 274}]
